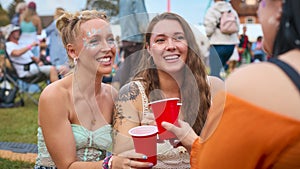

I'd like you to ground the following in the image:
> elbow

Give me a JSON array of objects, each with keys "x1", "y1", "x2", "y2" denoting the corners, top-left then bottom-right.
[{"x1": 11, "y1": 51, "x2": 20, "y2": 57}]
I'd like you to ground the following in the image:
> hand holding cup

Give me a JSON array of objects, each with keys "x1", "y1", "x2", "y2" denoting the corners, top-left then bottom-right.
[
  {"x1": 162, "y1": 120, "x2": 198, "y2": 153},
  {"x1": 128, "y1": 125, "x2": 158, "y2": 167}
]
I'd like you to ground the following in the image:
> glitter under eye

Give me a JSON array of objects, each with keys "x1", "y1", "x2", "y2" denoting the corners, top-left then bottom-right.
[{"x1": 86, "y1": 29, "x2": 102, "y2": 37}]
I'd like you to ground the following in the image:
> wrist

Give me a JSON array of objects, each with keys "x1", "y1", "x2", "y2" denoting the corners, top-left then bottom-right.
[
  {"x1": 108, "y1": 155, "x2": 113, "y2": 169},
  {"x1": 102, "y1": 155, "x2": 112, "y2": 169},
  {"x1": 27, "y1": 45, "x2": 32, "y2": 50}
]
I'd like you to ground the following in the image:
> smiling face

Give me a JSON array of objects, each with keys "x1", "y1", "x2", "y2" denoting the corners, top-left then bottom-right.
[
  {"x1": 147, "y1": 19, "x2": 188, "y2": 74},
  {"x1": 76, "y1": 18, "x2": 116, "y2": 75},
  {"x1": 10, "y1": 30, "x2": 21, "y2": 41}
]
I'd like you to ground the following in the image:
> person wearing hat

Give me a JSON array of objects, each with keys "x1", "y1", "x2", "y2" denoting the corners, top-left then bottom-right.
[
  {"x1": 5, "y1": 25, "x2": 59, "y2": 83},
  {"x1": 18, "y1": 1, "x2": 42, "y2": 57}
]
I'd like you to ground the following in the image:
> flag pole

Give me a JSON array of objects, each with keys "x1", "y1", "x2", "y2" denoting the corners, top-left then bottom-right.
[{"x1": 167, "y1": 0, "x2": 171, "y2": 12}]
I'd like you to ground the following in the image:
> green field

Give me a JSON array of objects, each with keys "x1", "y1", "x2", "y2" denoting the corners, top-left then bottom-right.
[{"x1": 0, "y1": 99, "x2": 38, "y2": 168}]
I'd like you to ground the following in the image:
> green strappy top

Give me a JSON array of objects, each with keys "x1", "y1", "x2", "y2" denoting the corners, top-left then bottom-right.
[{"x1": 35, "y1": 124, "x2": 112, "y2": 167}]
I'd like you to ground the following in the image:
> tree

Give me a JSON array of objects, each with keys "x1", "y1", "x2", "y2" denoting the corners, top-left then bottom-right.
[
  {"x1": 86, "y1": 0, "x2": 119, "y2": 17},
  {"x1": 0, "y1": 4, "x2": 10, "y2": 26},
  {"x1": 7, "y1": 0, "x2": 25, "y2": 19}
]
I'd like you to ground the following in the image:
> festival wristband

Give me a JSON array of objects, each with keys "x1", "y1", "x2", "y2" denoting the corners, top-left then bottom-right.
[
  {"x1": 27, "y1": 45, "x2": 32, "y2": 50},
  {"x1": 108, "y1": 156, "x2": 113, "y2": 169},
  {"x1": 102, "y1": 155, "x2": 112, "y2": 169}
]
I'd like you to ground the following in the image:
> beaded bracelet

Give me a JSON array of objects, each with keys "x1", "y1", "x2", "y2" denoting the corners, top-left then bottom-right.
[{"x1": 102, "y1": 155, "x2": 112, "y2": 169}]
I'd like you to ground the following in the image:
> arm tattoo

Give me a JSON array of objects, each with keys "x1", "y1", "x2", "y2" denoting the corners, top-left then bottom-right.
[
  {"x1": 113, "y1": 82, "x2": 140, "y2": 133},
  {"x1": 117, "y1": 82, "x2": 140, "y2": 102}
]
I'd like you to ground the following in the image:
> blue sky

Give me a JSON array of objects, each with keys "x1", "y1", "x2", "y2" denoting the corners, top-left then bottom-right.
[
  {"x1": 0, "y1": 0, "x2": 263, "y2": 41},
  {"x1": 145, "y1": 0, "x2": 211, "y2": 25},
  {"x1": 0, "y1": 0, "x2": 212, "y2": 25}
]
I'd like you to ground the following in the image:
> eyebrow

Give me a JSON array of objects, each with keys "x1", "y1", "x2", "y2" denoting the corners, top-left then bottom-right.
[{"x1": 153, "y1": 32, "x2": 184, "y2": 37}]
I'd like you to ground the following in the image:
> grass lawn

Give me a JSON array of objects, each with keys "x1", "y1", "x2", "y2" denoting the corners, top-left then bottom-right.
[
  {"x1": 0, "y1": 100, "x2": 38, "y2": 143},
  {"x1": 0, "y1": 158, "x2": 33, "y2": 169},
  {"x1": 0, "y1": 98, "x2": 38, "y2": 168}
]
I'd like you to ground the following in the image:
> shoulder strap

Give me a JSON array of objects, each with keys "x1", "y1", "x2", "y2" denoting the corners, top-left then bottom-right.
[
  {"x1": 269, "y1": 58, "x2": 300, "y2": 92},
  {"x1": 133, "y1": 81, "x2": 149, "y2": 117}
]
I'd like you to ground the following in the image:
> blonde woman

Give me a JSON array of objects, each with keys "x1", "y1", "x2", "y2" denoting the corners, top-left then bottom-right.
[
  {"x1": 35, "y1": 10, "x2": 152, "y2": 169},
  {"x1": 19, "y1": 1, "x2": 42, "y2": 56}
]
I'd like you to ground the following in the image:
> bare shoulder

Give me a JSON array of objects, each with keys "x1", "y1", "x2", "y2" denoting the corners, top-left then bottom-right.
[
  {"x1": 207, "y1": 76, "x2": 225, "y2": 98},
  {"x1": 38, "y1": 79, "x2": 71, "y2": 125},
  {"x1": 32, "y1": 15, "x2": 41, "y2": 22},
  {"x1": 114, "y1": 81, "x2": 144, "y2": 116},
  {"x1": 208, "y1": 76, "x2": 225, "y2": 89},
  {"x1": 40, "y1": 80, "x2": 67, "y2": 102},
  {"x1": 39, "y1": 79, "x2": 70, "y2": 116},
  {"x1": 117, "y1": 81, "x2": 141, "y2": 103},
  {"x1": 102, "y1": 83, "x2": 118, "y2": 99},
  {"x1": 225, "y1": 62, "x2": 278, "y2": 95},
  {"x1": 31, "y1": 15, "x2": 41, "y2": 24},
  {"x1": 225, "y1": 62, "x2": 300, "y2": 119}
]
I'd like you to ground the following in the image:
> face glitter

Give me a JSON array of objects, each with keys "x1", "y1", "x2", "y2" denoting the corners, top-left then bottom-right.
[{"x1": 262, "y1": 0, "x2": 266, "y2": 7}]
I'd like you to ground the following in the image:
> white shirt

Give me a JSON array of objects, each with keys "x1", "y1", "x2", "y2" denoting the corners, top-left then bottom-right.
[
  {"x1": 204, "y1": 1, "x2": 240, "y2": 45},
  {"x1": 5, "y1": 41, "x2": 34, "y2": 77}
]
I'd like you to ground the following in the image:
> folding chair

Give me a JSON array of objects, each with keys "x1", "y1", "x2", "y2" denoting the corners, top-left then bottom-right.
[
  {"x1": 0, "y1": 53, "x2": 23, "y2": 108},
  {"x1": 3, "y1": 50, "x2": 48, "y2": 105}
]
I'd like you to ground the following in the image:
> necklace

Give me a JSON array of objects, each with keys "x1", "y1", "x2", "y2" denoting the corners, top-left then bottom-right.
[
  {"x1": 91, "y1": 118, "x2": 96, "y2": 126},
  {"x1": 73, "y1": 74, "x2": 98, "y2": 127}
]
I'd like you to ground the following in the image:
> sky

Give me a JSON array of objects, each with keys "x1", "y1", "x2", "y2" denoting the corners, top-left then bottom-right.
[
  {"x1": 145, "y1": 0, "x2": 211, "y2": 25},
  {"x1": 0, "y1": 0, "x2": 262, "y2": 40},
  {"x1": 0, "y1": 0, "x2": 212, "y2": 25}
]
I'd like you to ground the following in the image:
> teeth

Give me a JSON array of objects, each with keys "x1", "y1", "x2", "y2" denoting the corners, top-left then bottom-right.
[
  {"x1": 164, "y1": 55, "x2": 179, "y2": 60},
  {"x1": 97, "y1": 57, "x2": 111, "y2": 63}
]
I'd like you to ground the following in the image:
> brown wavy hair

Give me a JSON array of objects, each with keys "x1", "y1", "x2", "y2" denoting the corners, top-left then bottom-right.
[{"x1": 133, "y1": 12, "x2": 211, "y2": 134}]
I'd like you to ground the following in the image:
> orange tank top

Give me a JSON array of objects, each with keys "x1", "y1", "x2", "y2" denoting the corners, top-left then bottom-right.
[{"x1": 191, "y1": 93, "x2": 300, "y2": 169}]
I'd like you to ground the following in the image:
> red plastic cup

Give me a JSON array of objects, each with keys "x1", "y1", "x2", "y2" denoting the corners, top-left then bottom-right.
[
  {"x1": 149, "y1": 98, "x2": 181, "y2": 141},
  {"x1": 128, "y1": 125, "x2": 158, "y2": 166}
]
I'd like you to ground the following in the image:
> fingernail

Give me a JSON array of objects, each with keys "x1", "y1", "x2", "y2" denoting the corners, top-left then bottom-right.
[
  {"x1": 148, "y1": 163, "x2": 154, "y2": 167},
  {"x1": 142, "y1": 155, "x2": 148, "y2": 159}
]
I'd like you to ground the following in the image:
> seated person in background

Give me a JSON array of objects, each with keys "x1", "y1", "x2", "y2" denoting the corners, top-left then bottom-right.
[
  {"x1": 251, "y1": 36, "x2": 266, "y2": 62},
  {"x1": 5, "y1": 25, "x2": 58, "y2": 82}
]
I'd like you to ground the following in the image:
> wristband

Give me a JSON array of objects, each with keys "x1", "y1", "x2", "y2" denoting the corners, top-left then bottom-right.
[
  {"x1": 102, "y1": 155, "x2": 112, "y2": 169},
  {"x1": 108, "y1": 155, "x2": 113, "y2": 169},
  {"x1": 27, "y1": 45, "x2": 32, "y2": 50}
]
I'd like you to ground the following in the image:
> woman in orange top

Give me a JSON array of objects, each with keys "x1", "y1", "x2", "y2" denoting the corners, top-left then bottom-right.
[{"x1": 162, "y1": 0, "x2": 300, "y2": 168}]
